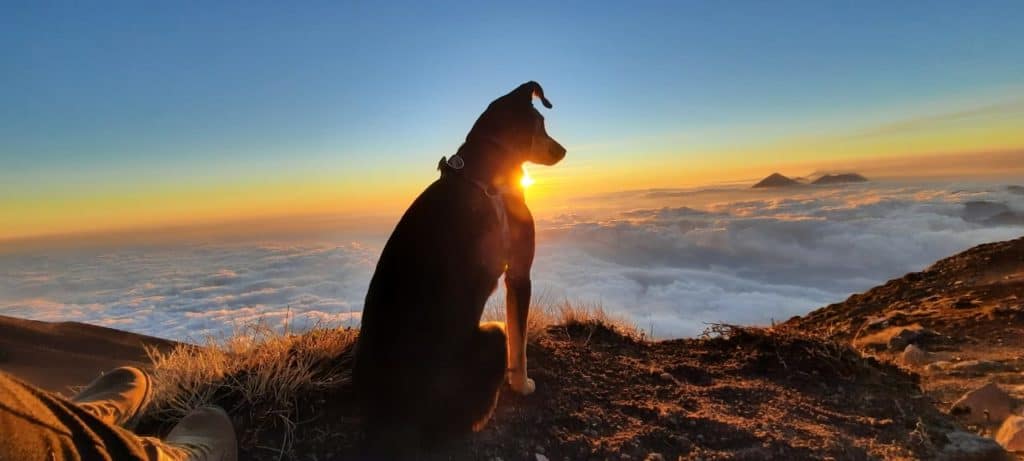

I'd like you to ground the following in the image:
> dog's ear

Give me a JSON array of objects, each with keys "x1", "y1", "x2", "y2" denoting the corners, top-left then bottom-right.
[{"x1": 514, "y1": 81, "x2": 553, "y2": 109}]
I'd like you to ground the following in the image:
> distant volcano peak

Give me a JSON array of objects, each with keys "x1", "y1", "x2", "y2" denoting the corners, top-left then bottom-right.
[
  {"x1": 811, "y1": 173, "x2": 868, "y2": 185},
  {"x1": 753, "y1": 173, "x2": 800, "y2": 188}
]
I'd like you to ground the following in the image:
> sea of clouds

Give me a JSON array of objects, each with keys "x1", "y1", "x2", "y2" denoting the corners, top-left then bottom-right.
[{"x1": 3, "y1": 179, "x2": 1024, "y2": 340}]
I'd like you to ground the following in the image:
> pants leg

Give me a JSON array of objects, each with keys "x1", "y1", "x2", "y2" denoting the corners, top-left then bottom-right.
[{"x1": 0, "y1": 371, "x2": 188, "y2": 461}]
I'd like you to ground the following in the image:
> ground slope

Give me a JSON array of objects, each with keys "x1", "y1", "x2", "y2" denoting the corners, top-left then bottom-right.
[
  {"x1": 785, "y1": 236, "x2": 1024, "y2": 453},
  {"x1": 0, "y1": 314, "x2": 176, "y2": 393}
]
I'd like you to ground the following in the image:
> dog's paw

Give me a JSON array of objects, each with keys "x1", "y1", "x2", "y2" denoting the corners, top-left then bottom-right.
[{"x1": 509, "y1": 376, "x2": 536, "y2": 395}]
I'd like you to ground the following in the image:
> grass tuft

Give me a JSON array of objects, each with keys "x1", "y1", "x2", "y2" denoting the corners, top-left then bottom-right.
[
  {"x1": 483, "y1": 294, "x2": 642, "y2": 341},
  {"x1": 142, "y1": 319, "x2": 357, "y2": 456}
]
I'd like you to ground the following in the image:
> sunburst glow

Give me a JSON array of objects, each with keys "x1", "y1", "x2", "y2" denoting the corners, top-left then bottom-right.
[{"x1": 520, "y1": 166, "x2": 535, "y2": 189}]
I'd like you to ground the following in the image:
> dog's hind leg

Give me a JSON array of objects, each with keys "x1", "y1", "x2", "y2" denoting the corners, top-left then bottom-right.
[
  {"x1": 426, "y1": 321, "x2": 508, "y2": 440},
  {"x1": 467, "y1": 321, "x2": 509, "y2": 431}
]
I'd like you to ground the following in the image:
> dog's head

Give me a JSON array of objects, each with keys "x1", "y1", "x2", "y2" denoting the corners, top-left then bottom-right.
[{"x1": 463, "y1": 81, "x2": 566, "y2": 167}]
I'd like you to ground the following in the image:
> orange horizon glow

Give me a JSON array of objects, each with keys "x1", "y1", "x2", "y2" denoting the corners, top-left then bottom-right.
[
  {"x1": 4, "y1": 147, "x2": 1024, "y2": 244},
  {"x1": 4, "y1": 92, "x2": 1024, "y2": 242}
]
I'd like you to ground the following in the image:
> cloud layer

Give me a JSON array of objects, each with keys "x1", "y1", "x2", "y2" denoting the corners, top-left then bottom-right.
[
  {"x1": 0, "y1": 243, "x2": 376, "y2": 340},
  {"x1": 2, "y1": 180, "x2": 1023, "y2": 340},
  {"x1": 531, "y1": 182, "x2": 1024, "y2": 336}
]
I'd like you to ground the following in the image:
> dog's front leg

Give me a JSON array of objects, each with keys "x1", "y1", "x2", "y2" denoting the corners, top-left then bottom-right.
[{"x1": 505, "y1": 274, "x2": 535, "y2": 395}]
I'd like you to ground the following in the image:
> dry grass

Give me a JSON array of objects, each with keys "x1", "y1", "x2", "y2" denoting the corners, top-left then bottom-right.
[
  {"x1": 144, "y1": 320, "x2": 357, "y2": 426},
  {"x1": 483, "y1": 295, "x2": 642, "y2": 341},
  {"x1": 142, "y1": 299, "x2": 636, "y2": 457}
]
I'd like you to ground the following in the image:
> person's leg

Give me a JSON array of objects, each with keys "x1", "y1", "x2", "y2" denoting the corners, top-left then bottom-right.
[
  {"x1": 162, "y1": 406, "x2": 237, "y2": 461},
  {"x1": 72, "y1": 366, "x2": 153, "y2": 429},
  {"x1": 0, "y1": 369, "x2": 159, "y2": 460},
  {"x1": 0, "y1": 369, "x2": 236, "y2": 461}
]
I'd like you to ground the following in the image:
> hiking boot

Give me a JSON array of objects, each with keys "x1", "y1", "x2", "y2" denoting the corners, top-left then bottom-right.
[
  {"x1": 165, "y1": 406, "x2": 238, "y2": 461},
  {"x1": 72, "y1": 366, "x2": 153, "y2": 429}
]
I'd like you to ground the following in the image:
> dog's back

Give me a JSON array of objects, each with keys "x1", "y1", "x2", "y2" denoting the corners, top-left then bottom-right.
[{"x1": 353, "y1": 175, "x2": 508, "y2": 447}]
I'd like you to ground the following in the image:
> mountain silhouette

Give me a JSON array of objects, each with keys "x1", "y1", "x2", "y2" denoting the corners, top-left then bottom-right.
[{"x1": 752, "y1": 172, "x2": 800, "y2": 188}]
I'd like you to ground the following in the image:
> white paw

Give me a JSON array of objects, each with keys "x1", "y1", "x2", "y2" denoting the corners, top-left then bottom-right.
[{"x1": 509, "y1": 376, "x2": 536, "y2": 395}]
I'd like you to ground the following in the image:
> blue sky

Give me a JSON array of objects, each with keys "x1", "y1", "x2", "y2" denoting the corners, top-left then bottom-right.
[{"x1": 2, "y1": 1, "x2": 1024, "y2": 238}]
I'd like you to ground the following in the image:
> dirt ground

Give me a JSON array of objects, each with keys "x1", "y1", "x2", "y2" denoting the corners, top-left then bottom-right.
[{"x1": 197, "y1": 321, "x2": 971, "y2": 461}]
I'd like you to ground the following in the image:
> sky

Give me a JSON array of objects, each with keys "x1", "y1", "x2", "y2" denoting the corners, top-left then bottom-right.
[{"x1": 3, "y1": 1, "x2": 1024, "y2": 240}]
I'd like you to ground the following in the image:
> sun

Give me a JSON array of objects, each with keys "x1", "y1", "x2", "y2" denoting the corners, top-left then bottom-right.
[{"x1": 520, "y1": 166, "x2": 535, "y2": 189}]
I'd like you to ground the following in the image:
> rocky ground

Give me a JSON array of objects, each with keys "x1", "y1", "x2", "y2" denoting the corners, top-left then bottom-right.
[
  {"x1": 147, "y1": 323, "x2": 1007, "y2": 460},
  {"x1": 785, "y1": 236, "x2": 1024, "y2": 458}
]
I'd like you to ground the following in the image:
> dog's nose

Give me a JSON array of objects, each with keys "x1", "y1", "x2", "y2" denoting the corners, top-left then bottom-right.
[{"x1": 549, "y1": 141, "x2": 567, "y2": 163}]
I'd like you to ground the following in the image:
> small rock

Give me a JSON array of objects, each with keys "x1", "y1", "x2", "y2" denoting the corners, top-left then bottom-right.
[
  {"x1": 670, "y1": 434, "x2": 692, "y2": 450},
  {"x1": 953, "y1": 297, "x2": 976, "y2": 309},
  {"x1": 659, "y1": 372, "x2": 674, "y2": 382},
  {"x1": 940, "y1": 430, "x2": 1005, "y2": 460},
  {"x1": 536, "y1": 454, "x2": 549, "y2": 461},
  {"x1": 733, "y1": 447, "x2": 773, "y2": 459},
  {"x1": 864, "y1": 316, "x2": 889, "y2": 329},
  {"x1": 951, "y1": 382, "x2": 1013, "y2": 425},
  {"x1": 889, "y1": 328, "x2": 924, "y2": 350},
  {"x1": 901, "y1": 344, "x2": 931, "y2": 367},
  {"x1": 950, "y1": 359, "x2": 1007, "y2": 374},
  {"x1": 997, "y1": 415, "x2": 1024, "y2": 451},
  {"x1": 644, "y1": 454, "x2": 665, "y2": 461},
  {"x1": 536, "y1": 446, "x2": 546, "y2": 455}
]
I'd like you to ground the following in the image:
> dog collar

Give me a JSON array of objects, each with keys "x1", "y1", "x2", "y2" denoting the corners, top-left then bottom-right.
[
  {"x1": 439, "y1": 155, "x2": 512, "y2": 257},
  {"x1": 443, "y1": 154, "x2": 515, "y2": 195}
]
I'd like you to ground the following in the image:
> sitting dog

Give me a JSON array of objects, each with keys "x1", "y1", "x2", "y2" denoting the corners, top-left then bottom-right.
[{"x1": 352, "y1": 81, "x2": 566, "y2": 453}]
